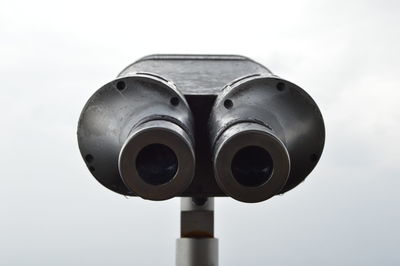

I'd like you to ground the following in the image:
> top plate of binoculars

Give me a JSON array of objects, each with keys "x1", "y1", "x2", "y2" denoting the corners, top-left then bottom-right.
[{"x1": 77, "y1": 54, "x2": 325, "y2": 203}]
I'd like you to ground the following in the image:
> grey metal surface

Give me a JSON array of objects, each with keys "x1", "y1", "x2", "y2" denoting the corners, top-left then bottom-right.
[
  {"x1": 213, "y1": 123, "x2": 290, "y2": 202},
  {"x1": 119, "y1": 54, "x2": 272, "y2": 95},
  {"x1": 181, "y1": 197, "x2": 214, "y2": 211},
  {"x1": 181, "y1": 198, "x2": 214, "y2": 238},
  {"x1": 119, "y1": 121, "x2": 195, "y2": 200},
  {"x1": 209, "y1": 74, "x2": 325, "y2": 198},
  {"x1": 77, "y1": 54, "x2": 325, "y2": 201},
  {"x1": 77, "y1": 73, "x2": 195, "y2": 197},
  {"x1": 177, "y1": 198, "x2": 218, "y2": 266},
  {"x1": 176, "y1": 238, "x2": 218, "y2": 266}
]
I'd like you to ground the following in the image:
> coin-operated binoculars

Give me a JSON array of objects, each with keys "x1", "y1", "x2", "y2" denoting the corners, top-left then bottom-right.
[{"x1": 77, "y1": 55, "x2": 325, "y2": 266}]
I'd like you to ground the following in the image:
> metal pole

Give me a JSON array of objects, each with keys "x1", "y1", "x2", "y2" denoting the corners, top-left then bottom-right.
[{"x1": 176, "y1": 197, "x2": 218, "y2": 266}]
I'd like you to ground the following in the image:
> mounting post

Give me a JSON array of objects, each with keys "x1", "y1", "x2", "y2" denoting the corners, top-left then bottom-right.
[{"x1": 176, "y1": 197, "x2": 218, "y2": 266}]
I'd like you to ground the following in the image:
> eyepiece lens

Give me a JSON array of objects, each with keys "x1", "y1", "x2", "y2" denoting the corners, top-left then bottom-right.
[
  {"x1": 231, "y1": 146, "x2": 273, "y2": 187},
  {"x1": 136, "y1": 144, "x2": 178, "y2": 185}
]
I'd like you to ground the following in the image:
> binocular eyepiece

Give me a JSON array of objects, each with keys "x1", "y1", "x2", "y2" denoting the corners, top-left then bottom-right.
[{"x1": 77, "y1": 55, "x2": 325, "y2": 203}]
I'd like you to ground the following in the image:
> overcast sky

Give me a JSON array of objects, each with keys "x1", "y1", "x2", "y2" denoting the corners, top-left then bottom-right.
[{"x1": 1, "y1": 0, "x2": 399, "y2": 265}]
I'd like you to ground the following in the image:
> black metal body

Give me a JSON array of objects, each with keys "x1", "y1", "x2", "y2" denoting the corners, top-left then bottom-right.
[{"x1": 77, "y1": 55, "x2": 325, "y2": 202}]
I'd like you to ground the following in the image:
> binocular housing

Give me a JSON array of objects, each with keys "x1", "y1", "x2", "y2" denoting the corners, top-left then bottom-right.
[{"x1": 77, "y1": 55, "x2": 325, "y2": 202}]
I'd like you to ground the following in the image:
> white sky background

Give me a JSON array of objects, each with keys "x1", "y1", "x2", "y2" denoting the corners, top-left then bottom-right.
[{"x1": 1, "y1": 0, "x2": 399, "y2": 265}]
